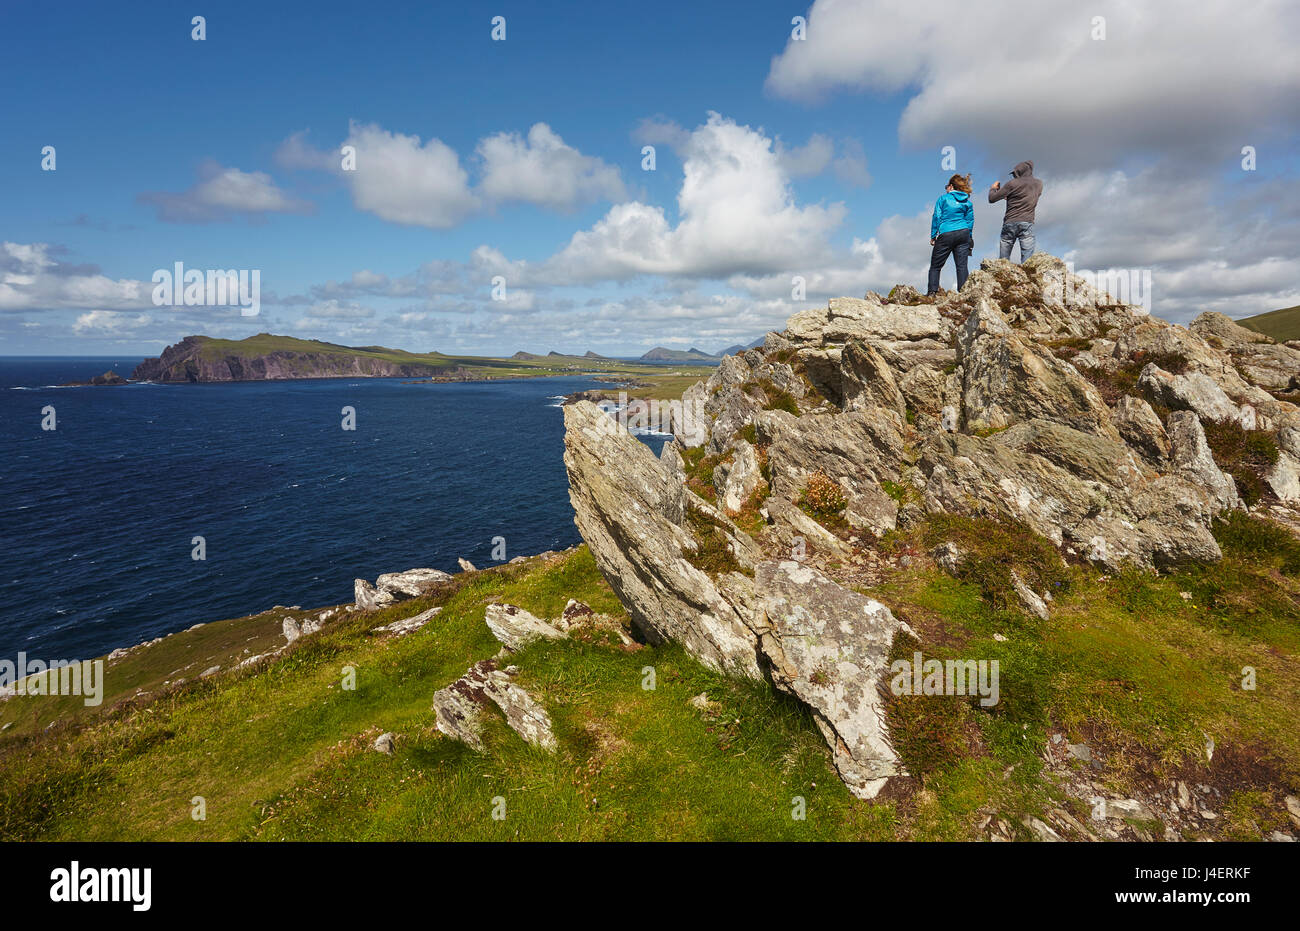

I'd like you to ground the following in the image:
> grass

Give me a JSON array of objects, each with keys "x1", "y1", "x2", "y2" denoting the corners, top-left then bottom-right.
[
  {"x1": 757, "y1": 378, "x2": 800, "y2": 415},
  {"x1": 680, "y1": 446, "x2": 723, "y2": 503},
  {"x1": 3, "y1": 511, "x2": 1298, "y2": 841},
  {"x1": 1238, "y1": 304, "x2": 1300, "y2": 343},
  {"x1": 872, "y1": 513, "x2": 1300, "y2": 826},
  {"x1": 1201, "y1": 419, "x2": 1280, "y2": 506},
  {"x1": 583, "y1": 374, "x2": 711, "y2": 403},
  {"x1": 683, "y1": 510, "x2": 749, "y2": 577}
]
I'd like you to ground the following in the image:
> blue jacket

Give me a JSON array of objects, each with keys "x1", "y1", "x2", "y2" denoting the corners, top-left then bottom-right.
[{"x1": 931, "y1": 191, "x2": 974, "y2": 239}]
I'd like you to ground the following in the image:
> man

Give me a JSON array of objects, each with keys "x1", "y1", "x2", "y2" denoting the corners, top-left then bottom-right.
[{"x1": 989, "y1": 160, "x2": 1042, "y2": 262}]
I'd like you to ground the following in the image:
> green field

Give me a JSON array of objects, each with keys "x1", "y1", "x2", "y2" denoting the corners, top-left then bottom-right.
[
  {"x1": 3, "y1": 512, "x2": 1297, "y2": 842},
  {"x1": 1238, "y1": 305, "x2": 1300, "y2": 342}
]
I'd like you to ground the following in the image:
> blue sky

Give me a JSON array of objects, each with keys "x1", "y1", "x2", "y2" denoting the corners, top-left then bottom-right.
[{"x1": 3, "y1": 0, "x2": 1299, "y2": 356}]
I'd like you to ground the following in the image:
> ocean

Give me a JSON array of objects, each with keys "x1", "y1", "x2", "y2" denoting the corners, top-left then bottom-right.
[{"x1": 0, "y1": 357, "x2": 666, "y2": 661}]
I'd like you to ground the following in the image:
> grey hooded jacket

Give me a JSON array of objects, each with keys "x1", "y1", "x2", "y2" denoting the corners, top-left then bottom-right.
[{"x1": 988, "y1": 160, "x2": 1042, "y2": 224}]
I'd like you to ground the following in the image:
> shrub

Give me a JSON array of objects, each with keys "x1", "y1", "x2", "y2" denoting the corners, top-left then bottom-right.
[
  {"x1": 919, "y1": 514, "x2": 1071, "y2": 611},
  {"x1": 759, "y1": 379, "x2": 800, "y2": 415},
  {"x1": 799, "y1": 471, "x2": 847, "y2": 517},
  {"x1": 1213, "y1": 511, "x2": 1300, "y2": 577},
  {"x1": 1202, "y1": 419, "x2": 1279, "y2": 506},
  {"x1": 684, "y1": 510, "x2": 747, "y2": 577}
]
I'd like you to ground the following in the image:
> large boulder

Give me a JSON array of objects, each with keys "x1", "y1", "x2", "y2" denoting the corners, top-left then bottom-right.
[
  {"x1": 785, "y1": 295, "x2": 949, "y2": 346},
  {"x1": 840, "y1": 340, "x2": 906, "y2": 420},
  {"x1": 564, "y1": 400, "x2": 920, "y2": 800},
  {"x1": 355, "y1": 568, "x2": 453, "y2": 611},
  {"x1": 1139, "y1": 365, "x2": 1241, "y2": 425},
  {"x1": 1166, "y1": 411, "x2": 1240, "y2": 511},
  {"x1": 485, "y1": 604, "x2": 566, "y2": 652},
  {"x1": 756, "y1": 560, "x2": 910, "y2": 799},
  {"x1": 1114, "y1": 395, "x2": 1172, "y2": 466}
]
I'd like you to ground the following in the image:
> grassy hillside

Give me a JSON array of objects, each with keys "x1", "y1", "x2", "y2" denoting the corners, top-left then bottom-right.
[
  {"x1": 3, "y1": 513, "x2": 1297, "y2": 842},
  {"x1": 1238, "y1": 305, "x2": 1300, "y2": 342},
  {"x1": 187, "y1": 333, "x2": 679, "y2": 380}
]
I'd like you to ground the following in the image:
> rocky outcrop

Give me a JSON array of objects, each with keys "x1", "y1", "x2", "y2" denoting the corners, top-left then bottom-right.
[
  {"x1": 60, "y1": 370, "x2": 129, "y2": 387},
  {"x1": 484, "y1": 604, "x2": 566, "y2": 652},
  {"x1": 432, "y1": 659, "x2": 557, "y2": 751},
  {"x1": 564, "y1": 400, "x2": 763, "y2": 676},
  {"x1": 560, "y1": 252, "x2": 1300, "y2": 799},
  {"x1": 1191, "y1": 312, "x2": 1300, "y2": 393},
  {"x1": 354, "y1": 568, "x2": 452, "y2": 610}
]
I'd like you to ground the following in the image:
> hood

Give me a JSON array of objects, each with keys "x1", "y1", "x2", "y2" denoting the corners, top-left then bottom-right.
[
  {"x1": 1011, "y1": 160, "x2": 1034, "y2": 178},
  {"x1": 949, "y1": 191, "x2": 970, "y2": 202}
]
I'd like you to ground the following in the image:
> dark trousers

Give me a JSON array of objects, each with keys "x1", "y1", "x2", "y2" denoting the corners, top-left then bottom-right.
[{"x1": 928, "y1": 229, "x2": 972, "y2": 295}]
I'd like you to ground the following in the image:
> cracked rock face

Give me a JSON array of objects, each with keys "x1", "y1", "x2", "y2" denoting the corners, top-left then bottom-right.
[
  {"x1": 959, "y1": 299, "x2": 1118, "y2": 439},
  {"x1": 713, "y1": 439, "x2": 764, "y2": 514}
]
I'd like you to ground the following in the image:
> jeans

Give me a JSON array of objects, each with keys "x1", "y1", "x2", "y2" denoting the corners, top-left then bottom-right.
[
  {"x1": 999, "y1": 221, "x2": 1035, "y2": 262},
  {"x1": 928, "y1": 229, "x2": 972, "y2": 295}
]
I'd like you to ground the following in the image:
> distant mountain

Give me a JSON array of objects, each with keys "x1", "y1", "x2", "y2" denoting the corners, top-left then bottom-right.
[
  {"x1": 715, "y1": 337, "x2": 765, "y2": 357},
  {"x1": 638, "y1": 346, "x2": 720, "y2": 363},
  {"x1": 133, "y1": 334, "x2": 645, "y2": 383},
  {"x1": 584, "y1": 350, "x2": 610, "y2": 360},
  {"x1": 1239, "y1": 305, "x2": 1300, "y2": 342}
]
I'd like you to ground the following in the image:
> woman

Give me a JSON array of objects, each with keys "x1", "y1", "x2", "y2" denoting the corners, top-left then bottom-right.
[{"x1": 928, "y1": 173, "x2": 974, "y2": 296}]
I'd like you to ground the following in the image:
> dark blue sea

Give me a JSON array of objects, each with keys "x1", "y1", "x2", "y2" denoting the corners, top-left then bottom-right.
[{"x1": 0, "y1": 358, "x2": 665, "y2": 660}]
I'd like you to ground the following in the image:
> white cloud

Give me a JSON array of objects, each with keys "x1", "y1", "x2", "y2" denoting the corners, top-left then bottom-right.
[
  {"x1": 767, "y1": 0, "x2": 1300, "y2": 172},
  {"x1": 342, "y1": 122, "x2": 480, "y2": 228},
  {"x1": 138, "y1": 161, "x2": 312, "y2": 222},
  {"x1": 543, "y1": 113, "x2": 847, "y2": 282},
  {"x1": 0, "y1": 243, "x2": 150, "y2": 312},
  {"x1": 73, "y1": 310, "x2": 150, "y2": 334},
  {"x1": 477, "y1": 123, "x2": 626, "y2": 210},
  {"x1": 776, "y1": 133, "x2": 834, "y2": 177},
  {"x1": 277, "y1": 121, "x2": 627, "y2": 226}
]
